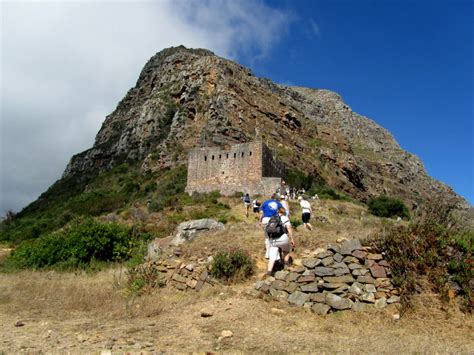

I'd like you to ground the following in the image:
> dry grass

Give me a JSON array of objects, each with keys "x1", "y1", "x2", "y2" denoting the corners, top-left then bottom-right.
[{"x1": 1, "y1": 199, "x2": 472, "y2": 353}]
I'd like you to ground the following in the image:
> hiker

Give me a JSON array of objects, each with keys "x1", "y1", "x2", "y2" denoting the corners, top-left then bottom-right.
[
  {"x1": 252, "y1": 199, "x2": 262, "y2": 217},
  {"x1": 242, "y1": 193, "x2": 251, "y2": 218},
  {"x1": 298, "y1": 195, "x2": 313, "y2": 230},
  {"x1": 259, "y1": 193, "x2": 283, "y2": 259},
  {"x1": 279, "y1": 195, "x2": 290, "y2": 218},
  {"x1": 266, "y1": 206, "x2": 294, "y2": 275}
]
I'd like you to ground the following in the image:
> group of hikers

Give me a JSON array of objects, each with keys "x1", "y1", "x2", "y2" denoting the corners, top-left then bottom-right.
[{"x1": 241, "y1": 190, "x2": 316, "y2": 276}]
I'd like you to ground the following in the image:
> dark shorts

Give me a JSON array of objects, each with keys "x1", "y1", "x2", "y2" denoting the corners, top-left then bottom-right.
[
  {"x1": 302, "y1": 212, "x2": 311, "y2": 223},
  {"x1": 253, "y1": 207, "x2": 260, "y2": 213}
]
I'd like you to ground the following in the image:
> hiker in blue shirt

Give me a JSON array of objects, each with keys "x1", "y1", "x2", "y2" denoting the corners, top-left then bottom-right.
[{"x1": 259, "y1": 193, "x2": 283, "y2": 266}]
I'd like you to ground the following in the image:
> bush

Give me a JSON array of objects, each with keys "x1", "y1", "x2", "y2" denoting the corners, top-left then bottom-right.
[
  {"x1": 368, "y1": 195, "x2": 410, "y2": 219},
  {"x1": 210, "y1": 250, "x2": 255, "y2": 282},
  {"x1": 371, "y1": 200, "x2": 473, "y2": 312},
  {"x1": 5, "y1": 218, "x2": 150, "y2": 270}
]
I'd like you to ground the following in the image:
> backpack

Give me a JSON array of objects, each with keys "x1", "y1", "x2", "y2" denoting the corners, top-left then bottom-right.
[
  {"x1": 243, "y1": 195, "x2": 250, "y2": 203},
  {"x1": 266, "y1": 215, "x2": 285, "y2": 239}
]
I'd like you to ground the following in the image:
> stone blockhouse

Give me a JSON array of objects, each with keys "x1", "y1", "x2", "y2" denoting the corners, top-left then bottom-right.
[{"x1": 185, "y1": 141, "x2": 284, "y2": 196}]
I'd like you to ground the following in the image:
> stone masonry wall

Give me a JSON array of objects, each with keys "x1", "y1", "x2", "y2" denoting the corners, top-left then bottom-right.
[
  {"x1": 253, "y1": 239, "x2": 401, "y2": 315},
  {"x1": 186, "y1": 141, "x2": 282, "y2": 196}
]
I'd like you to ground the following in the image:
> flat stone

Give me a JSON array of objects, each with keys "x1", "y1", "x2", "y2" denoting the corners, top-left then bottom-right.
[
  {"x1": 175, "y1": 282, "x2": 187, "y2": 291},
  {"x1": 303, "y1": 302, "x2": 314, "y2": 309},
  {"x1": 254, "y1": 281, "x2": 265, "y2": 290},
  {"x1": 387, "y1": 295, "x2": 400, "y2": 304},
  {"x1": 285, "y1": 282, "x2": 299, "y2": 293},
  {"x1": 334, "y1": 267, "x2": 351, "y2": 276},
  {"x1": 288, "y1": 291, "x2": 309, "y2": 306},
  {"x1": 333, "y1": 285, "x2": 349, "y2": 294},
  {"x1": 302, "y1": 269, "x2": 315, "y2": 276},
  {"x1": 271, "y1": 280, "x2": 288, "y2": 291},
  {"x1": 357, "y1": 275, "x2": 376, "y2": 284},
  {"x1": 187, "y1": 279, "x2": 198, "y2": 288},
  {"x1": 316, "y1": 251, "x2": 334, "y2": 259},
  {"x1": 259, "y1": 284, "x2": 270, "y2": 294},
  {"x1": 300, "y1": 282, "x2": 320, "y2": 293},
  {"x1": 348, "y1": 263, "x2": 362, "y2": 270},
  {"x1": 349, "y1": 284, "x2": 363, "y2": 295},
  {"x1": 367, "y1": 253, "x2": 383, "y2": 260},
  {"x1": 327, "y1": 244, "x2": 340, "y2": 253},
  {"x1": 332, "y1": 262, "x2": 348, "y2": 269},
  {"x1": 311, "y1": 303, "x2": 331, "y2": 315},
  {"x1": 322, "y1": 283, "x2": 347, "y2": 290},
  {"x1": 343, "y1": 256, "x2": 359, "y2": 264},
  {"x1": 200, "y1": 270, "x2": 209, "y2": 281},
  {"x1": 302, "y1": 258, "x2": 322, "y2": 269},
  {"x1": 221, "y1": 330, "x2": 233, "y2": 338},
  {"x1": 323, "y1": 275, "x2": 355, "y2": 284},
  {"x1": 360, "y1": 292, "x2": 375, "y2": 303},
  {"x1": 270, "y1": 289, "x2": 289, "y2": 301},
  {"x1": 287, "y1": 272, "x2": 300, "y2": 282},
  {"x1": 271, "y1": 308, "x2": 286, "y2": 315},
  {"x1": 364, "y1": 259, "x2": 375, "y2": 267},
  {"x1": 375, "y1": 291, "x2": 387, "y2": 299},
  {"x1": 370, "y1": 265, "x2": 387, "y2": 278},
  {"x1": 292, "y1": 266, "x2": 306, "y2": 273},
  {"x1": 333, "y1": 253, "x2": 343, "y2": 263},
  {"x1": 340, "y1": 239, "x2": 362, "y2": 255},
  {"x1": 172, "y1": 273, "x2": 187, "y2": 283},
  {"x1": 185, "y1": 263, "x2": 194, "y2": 271},
  {"x1": 321, "y1": 257, "x2": 335, "y2": 266},
  {"x1": 374, "y1": 297, "x2": 387, "y2": 309},
  {"x1": 365, "y1": 284, "x2": 377, "y2": 293},
  {"x1": 310, "y1": 293, "x2": 327, "y2": 303},
  {"x1": 325, "y1": 293, "x2": 353, "y2": 310},
  {"x1": 352, "y1": 268, "x2": 370, "y2": 276},
  {"x1": 314, "y1": 267, "x2": 336, "y2": 276},
  {"x1": 378, "y1": 260, "x2": 390, "y2": 267},
  {"x1": 274, "y1": 270, "x2": 290, "y2": 280},
  {"x1": 352, "y1": 250, "x2": 367, "y2": 260},
  {"x1": 298, "y1": 275, "x2": 316, "y2": 283}
]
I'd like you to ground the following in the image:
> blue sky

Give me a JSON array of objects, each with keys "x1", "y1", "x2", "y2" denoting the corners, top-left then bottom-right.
[
  {"x1": 1, "y1": 0, "x2": 472, "y2": 214},
  {"x1": 240, "y1": 0, "x2": 473, "y2": 204}
]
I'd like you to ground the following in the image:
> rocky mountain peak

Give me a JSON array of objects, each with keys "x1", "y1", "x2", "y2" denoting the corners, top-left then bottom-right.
[{"x1": 62, "y1": 45, "x2": 468, "y2": 210}]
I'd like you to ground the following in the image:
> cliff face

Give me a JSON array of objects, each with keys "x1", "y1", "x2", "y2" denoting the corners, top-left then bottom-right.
[{"x1": 63, "y1": 45, "x2": 467, "y2": 208}]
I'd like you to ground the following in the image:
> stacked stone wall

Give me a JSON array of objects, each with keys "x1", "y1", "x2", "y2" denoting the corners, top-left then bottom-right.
[{"x1": 253, "y1": 239, "x2": 400, "y2": 314}]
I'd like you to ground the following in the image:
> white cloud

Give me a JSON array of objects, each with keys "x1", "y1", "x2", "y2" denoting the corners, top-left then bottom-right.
[{"x1": 0, "y1": 0, "x2": 292, "y2": 214}]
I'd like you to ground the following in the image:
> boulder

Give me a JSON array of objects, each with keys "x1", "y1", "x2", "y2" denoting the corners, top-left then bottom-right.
[
  {"x1": 340, "y1": 239, "x2": 362, "y2": 255},
  {"x1": 146, "y1": 238, "x2": 161, "y2": 261},
  {"x1": 314, "y1": 267, "x2": 336, "y2": 276},
  {"x1": 311, "y1": 303, "x2": 331, "y2": 315},
  {"x1": 370, "y1": 265, "x2": 387, "y2": 278},
  {"x1": 288, "y1": 291, "x2": 309, "y2": 306},
  {"x1": 302, "y1": 258, "x2": 322, "y2": 269},
  {"x1": 170, "y1": 219, "x2": 224, "y2": 246}
]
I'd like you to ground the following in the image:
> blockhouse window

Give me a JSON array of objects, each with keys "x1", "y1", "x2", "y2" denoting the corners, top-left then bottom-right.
[
  {"x1": 226, "y1": 153, "x2": 229, "y2": 158},
  {"x1": 205, "y1": 156, "x2": 207, "y2": 161},
  {"x1": 219, "y1": 154, "x2": 221, "y2": 159},
  {"x1": 249, "y1": 151, "x2": 252, "y2": 156},
  {"x1": 241, "y1": 152, "x2": 244, "y2": 157},
  {"x1": 234, "y1": 153, "x2": 236, "y2": 158},
  {"x1": 212, "y1": 155, "x2": 214, "y2": 160}
]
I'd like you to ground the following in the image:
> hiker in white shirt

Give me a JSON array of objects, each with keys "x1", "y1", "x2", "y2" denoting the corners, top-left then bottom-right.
[{"x1": 298, "y1": 195, "x2": 313, "y2": 230}]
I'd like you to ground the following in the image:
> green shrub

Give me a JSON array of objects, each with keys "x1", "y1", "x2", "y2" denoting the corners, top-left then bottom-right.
[
  {"x1": 371, "y1": 200, "x2": 472, "y2": 312},
  {"x1": 5, "y1": 218, "x2": 150, "y2": 270},
  {"x1": 368, "y1": 195, "x2": 410, "y2": 219},
  {"x1": 210, "y1": 250, "x2": 255, "y2": 282}
]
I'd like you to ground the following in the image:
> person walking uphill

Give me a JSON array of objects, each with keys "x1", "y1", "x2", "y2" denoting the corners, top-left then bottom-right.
[
  {"x1": 242, "y1": 193, "x2": 251, "y2": 218},
  {"x1": 259, "y1": 193, "x2": 283, "y2": 263},
  {"x1": 266, "y1": 207, "x2": 294, "y2": 275},
  {"x1": 298, "y1": 195, "x2": 313, "y2": 230}
]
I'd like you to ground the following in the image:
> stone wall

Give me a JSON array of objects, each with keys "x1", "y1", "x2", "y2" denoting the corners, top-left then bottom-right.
[
  {"x1": 253, "y1": 239, "x2": 400, "y2": 314},
  {"x1": 185, "y1": 141, "x2": 283, "y2": 196}
]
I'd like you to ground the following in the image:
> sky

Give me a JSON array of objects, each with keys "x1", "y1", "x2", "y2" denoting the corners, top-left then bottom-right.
[{"x1": 1, "y1": 0, "x2": 472, "y2": 215}]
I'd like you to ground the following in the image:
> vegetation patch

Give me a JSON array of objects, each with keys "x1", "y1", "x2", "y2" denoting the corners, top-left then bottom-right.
[
  {"x1": 371, "y1": 201, "x2": 473, "y2": 312},
  {"x1": 368, "y1": 195, "x2": 410, "y2": 219},
  {"x1": 3, "y1": 218, "x2": 151, "y2": 271},
  {"x1": 210, "y1": 250, "x2": 255, "y2": 283}
]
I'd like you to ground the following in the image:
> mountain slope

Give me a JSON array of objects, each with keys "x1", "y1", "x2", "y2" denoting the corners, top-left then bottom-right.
[{"x1": 60, "y1": 45, "x2": 466, "y2": 208}]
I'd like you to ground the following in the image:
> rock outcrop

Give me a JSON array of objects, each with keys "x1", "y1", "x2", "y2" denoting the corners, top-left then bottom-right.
[{"x1": 62, "y1": 45, "x2": 468, "y2": 209}]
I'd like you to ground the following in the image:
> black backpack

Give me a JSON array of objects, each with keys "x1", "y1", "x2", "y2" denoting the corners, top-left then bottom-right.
[{"x1": 266, "y1": 215, "x2": 285, "y2": 239}]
